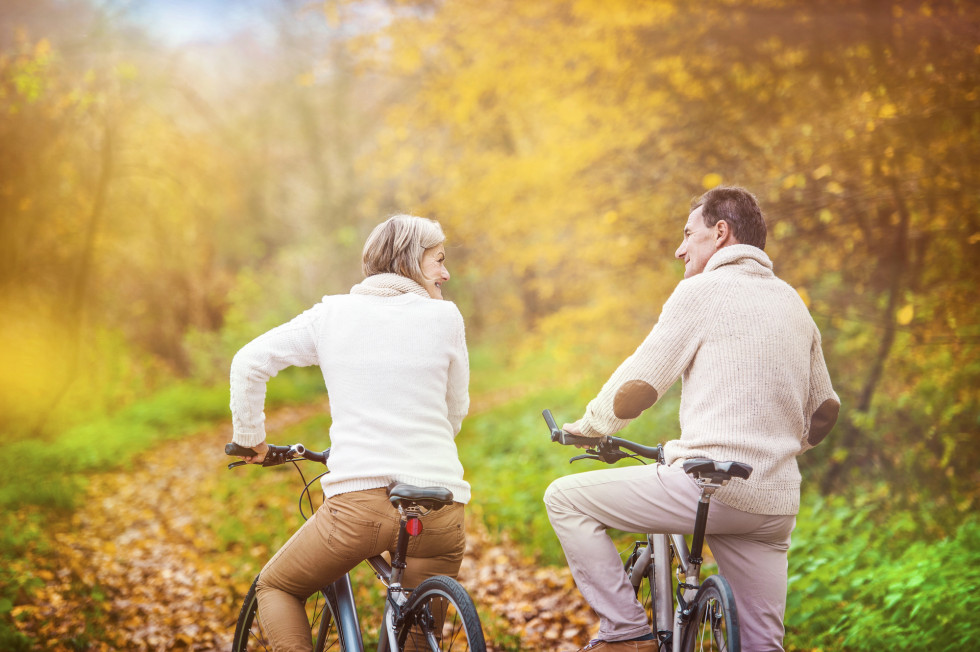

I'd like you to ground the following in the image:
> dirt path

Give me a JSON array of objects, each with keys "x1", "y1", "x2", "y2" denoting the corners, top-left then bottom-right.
[{"x1": 13, "y1": 406, "x2": 596, "y2": 650}]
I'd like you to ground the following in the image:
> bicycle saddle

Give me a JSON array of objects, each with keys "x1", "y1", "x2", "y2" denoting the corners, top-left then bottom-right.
[
  {"x1": 682, "y1": 459, "x2": 753, "y2": 482},
  {"x1": 386, "y1": 483, "x2": 455, "y2": 510}
]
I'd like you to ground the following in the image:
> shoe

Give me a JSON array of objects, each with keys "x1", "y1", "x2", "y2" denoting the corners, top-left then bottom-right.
[{"x1": 575, "y1": 638, "x2": 656, "y2": 652}]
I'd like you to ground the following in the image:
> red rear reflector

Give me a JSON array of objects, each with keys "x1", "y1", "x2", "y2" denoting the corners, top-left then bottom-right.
[{"x1": 406, "y1": 518, "x2": 423, "y2": 536}]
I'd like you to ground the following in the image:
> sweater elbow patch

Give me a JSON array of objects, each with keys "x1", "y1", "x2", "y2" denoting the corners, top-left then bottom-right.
[
  {"x1": 613, "y1": 380, "x2": 659, "y2": 419},
  {"x1": 807, "y1": 398, "x2": 840, "y2": 447}
]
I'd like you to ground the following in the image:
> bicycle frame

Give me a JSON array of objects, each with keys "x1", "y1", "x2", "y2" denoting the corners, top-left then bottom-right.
[
  {"x1": 637, "y1": 490, "x2": 732, "y2": 650},
  {"x1": 635, "y1": 532, "x2": 693, "y2": 651},
  {"x1": 366, "y1": 554, "x2": 402, "y2": 651}
]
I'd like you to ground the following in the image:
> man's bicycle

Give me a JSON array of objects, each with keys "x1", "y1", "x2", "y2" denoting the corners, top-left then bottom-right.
[
  {"x1": 542, "y1": 410, "x2": 752, "y2": 652},
  {"x1": 225, "y1": 442, "x2": 486, "y2": 651}
]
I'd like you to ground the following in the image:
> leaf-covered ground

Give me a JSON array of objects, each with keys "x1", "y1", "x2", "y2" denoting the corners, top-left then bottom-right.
[{"x1": 11, "y1": 406, "x2": 596, "y2": 650}]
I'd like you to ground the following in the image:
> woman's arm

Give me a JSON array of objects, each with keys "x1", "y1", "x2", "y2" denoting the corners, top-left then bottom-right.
[
  {"x1": 446, "y1": 307, "x2": 470, "y2": 436},
  {"x1": 230, "y1": 309, "x2": 321, "y2": 448}
]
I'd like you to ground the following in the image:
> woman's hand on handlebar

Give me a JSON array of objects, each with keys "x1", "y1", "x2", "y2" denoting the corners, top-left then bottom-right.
[{"x1": 241, "y1": 441, "x2": 268, "y2": 464}]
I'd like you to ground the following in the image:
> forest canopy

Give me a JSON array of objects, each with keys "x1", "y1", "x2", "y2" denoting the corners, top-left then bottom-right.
[{"x1": 1, "y1": 0, "x2": 978, "y2": 511}]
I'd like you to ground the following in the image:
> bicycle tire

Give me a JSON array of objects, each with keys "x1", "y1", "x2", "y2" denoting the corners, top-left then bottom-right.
[
  {"x1": 395, "y1": 575, "x2": 486, "y2": 651},
  {"x1": 679, "y1": 574, "x2": 740, "y2": 652},
  {"x1": 233, "y1": 574, "x2": 341, "y2": 651}
]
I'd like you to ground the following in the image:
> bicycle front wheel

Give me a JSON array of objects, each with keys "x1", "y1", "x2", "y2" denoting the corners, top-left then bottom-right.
[
  {"x1": 233, "y1": 574, "x2": 341, "y2": 651},
  {"x1": 397, "y1": 575, "x2": 486, "y2": 651},
  {"x1": 680, "y1": 574, "x2": 740, "y2": 652}
]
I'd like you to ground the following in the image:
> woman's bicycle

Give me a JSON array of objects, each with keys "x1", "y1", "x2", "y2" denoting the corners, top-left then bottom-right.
[
  {"x1": 542, "y1": 410, "x2": 752, "y2": 652},
  {"x1": 225, "y1": 442, "x2": 486, "y2": 652}
]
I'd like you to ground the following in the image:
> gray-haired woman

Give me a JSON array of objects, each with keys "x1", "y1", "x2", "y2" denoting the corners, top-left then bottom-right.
[{"x1": 229, "y1": 214, "x2": 470, "y2": 651}]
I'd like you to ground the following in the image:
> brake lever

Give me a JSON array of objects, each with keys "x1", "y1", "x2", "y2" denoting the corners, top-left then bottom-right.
[
  {"x1": 597, "y1": 449, "x2": 631, "y2": 464},
  {"x1": 569, "y1": 452, "x2": 602, "y2": 463}
]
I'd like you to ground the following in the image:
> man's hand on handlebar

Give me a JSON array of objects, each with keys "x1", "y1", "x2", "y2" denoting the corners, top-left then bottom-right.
[
  {"x1": 561, "y1": 419, "x2": 590, "y2": 447},
  {"x1": 544, "y1": 409, "x2": 664, "y2": 465}
]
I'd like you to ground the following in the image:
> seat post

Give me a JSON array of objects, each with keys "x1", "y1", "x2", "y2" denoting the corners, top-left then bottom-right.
[
  {"x1": 686, "y1": 478, "x2": 724, "y2": 585},
  {"x1": 688, "y1": 493, "x2": 711, "y2": 569},
  {"x1": 389, "y1": 509, "x2": 412, "y2": 590}
]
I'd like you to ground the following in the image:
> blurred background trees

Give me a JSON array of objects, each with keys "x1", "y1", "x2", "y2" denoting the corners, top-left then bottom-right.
[
  {"x1": 1, "y1": 0, "x2": 977, "y2": 513},
  {"x1": 338, "y1": 0, "x2": 980, "y2": 512}
]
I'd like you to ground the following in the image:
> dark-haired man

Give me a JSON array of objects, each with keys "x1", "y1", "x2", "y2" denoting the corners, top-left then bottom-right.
[{"x1": 545, "y1": 186, "x2": 839, "y2": 652}]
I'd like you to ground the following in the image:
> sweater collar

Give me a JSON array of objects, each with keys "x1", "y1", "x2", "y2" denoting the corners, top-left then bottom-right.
[
  {"x1": 704, "y1": 244, "x2": 773, "y2": 275},
  {"x1": 350, "y1": 273, "x2": 431, "y2": 298}
]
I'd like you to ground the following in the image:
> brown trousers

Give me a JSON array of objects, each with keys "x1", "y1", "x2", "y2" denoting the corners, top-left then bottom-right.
[{"x1": 255, "y1": 487, "x2": 466, "y2": 651}]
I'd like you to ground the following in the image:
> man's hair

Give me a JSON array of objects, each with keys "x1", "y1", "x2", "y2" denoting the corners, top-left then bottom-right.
[
  {"x1": 362, "y1": 214, "x2": 446, "y2": 285},
  {"x1": 693, "y1": 186, "x2": 767, "y2": 250}
]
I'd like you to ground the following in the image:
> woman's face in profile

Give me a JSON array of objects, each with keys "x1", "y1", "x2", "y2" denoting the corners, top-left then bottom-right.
[{"x1": 420, "y1": 244, "x2": 449, "y2": 299}]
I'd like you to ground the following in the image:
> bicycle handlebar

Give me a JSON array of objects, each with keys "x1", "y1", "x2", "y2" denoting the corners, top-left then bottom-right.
[
  {"x1": 543, "y1": 409, "x2": 664, "y2": 464},
  {"x1": 224, "y1": 442, "x2": 330, "y2": 469}
]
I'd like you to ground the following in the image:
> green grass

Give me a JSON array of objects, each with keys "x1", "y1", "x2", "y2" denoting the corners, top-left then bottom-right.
[
  {"x1": 0, "y1": 366, "x2": 325, "y2": 513},
  {"x1": 785, "y1": 493, "x2": 980, "y2": 650}
]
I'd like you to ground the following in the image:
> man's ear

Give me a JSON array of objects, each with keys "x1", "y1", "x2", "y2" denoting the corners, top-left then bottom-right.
[{"x1": 714, "y1": 219, "x2": 735, "y2": 249}]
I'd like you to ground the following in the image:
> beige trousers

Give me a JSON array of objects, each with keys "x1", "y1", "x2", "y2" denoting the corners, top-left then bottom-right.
[
  {"x1": 255, "y1": 487, "x2": 466, "y2": 651},
  {"x1": 544, "y1": 463, "x2": 796, "y2": 652}
]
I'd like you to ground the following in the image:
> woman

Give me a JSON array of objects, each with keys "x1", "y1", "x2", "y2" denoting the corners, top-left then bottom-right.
[{"x1": 229, "y1": 214, "x2": 470, "y2": 651}]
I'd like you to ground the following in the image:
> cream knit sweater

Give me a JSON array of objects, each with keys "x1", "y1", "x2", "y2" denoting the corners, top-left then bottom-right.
[
  {"x1": 580, "y1": 245, "x2": 839, "y2": 515},
  {"x1": 230, "y1": 273, "x2": 471, "y2": 503}
]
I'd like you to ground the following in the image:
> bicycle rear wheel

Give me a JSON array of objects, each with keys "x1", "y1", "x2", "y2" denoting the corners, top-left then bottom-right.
[
  {"x1": 680, "y1": 574, "x2": 739, "y2": 652},
  {"x1": 233, "y1": 574, "x2": 341, "y2": 651},
  {"x1": 396, "y1": 575, "x2": 485, "y2": 651}
]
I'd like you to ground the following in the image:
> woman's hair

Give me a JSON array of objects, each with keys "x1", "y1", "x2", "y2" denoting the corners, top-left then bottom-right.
[{"x1": 362, "y1": 214, "x2": 446, "y2": 285}]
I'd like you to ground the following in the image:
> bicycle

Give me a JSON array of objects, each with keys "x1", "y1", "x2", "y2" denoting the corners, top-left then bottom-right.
[
  {"x1": 542, "y1": 410, "x2": 752, "y2": 652},
  {"x1": 225, "y1": 442, "x2": 486, "y2": 651}
]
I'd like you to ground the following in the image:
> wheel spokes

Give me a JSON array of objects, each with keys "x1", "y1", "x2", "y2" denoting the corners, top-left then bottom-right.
[{"x1": 692, "y1": 598, "x2": 728, "y2": 652}]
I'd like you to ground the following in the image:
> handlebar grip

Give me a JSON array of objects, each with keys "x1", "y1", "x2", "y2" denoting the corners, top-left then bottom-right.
[
  {"x1": 542, "y1": 410, "x2": 603, "y2": 447},
  {"x1": 561, "y1": 432, "x2": 603, "y2": 447},
  {"x1": 542, "y1": 410, "x2": 562, "y2": 440},
  {"x1": 225, "y1": 442, "x2": 258, "y2": 457}
]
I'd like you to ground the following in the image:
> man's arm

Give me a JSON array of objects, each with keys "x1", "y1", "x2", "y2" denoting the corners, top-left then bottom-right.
[
  {"x1": 577, "y1": 282, "x2": 719, "y2": 437},
  {"x1": 800, "y1": 329, "x2": 840, "y2": 453}
]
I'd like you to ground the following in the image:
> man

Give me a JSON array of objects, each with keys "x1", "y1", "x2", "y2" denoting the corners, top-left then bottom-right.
[{"x1": 544, "y1": 186, "x2": 839, "y2": 652}]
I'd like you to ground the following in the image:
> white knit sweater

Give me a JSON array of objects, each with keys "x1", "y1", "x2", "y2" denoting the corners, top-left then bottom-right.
[
  {"x1": 580, "y1": 245, "x2": 839, "y2": 515},
  {"x1": 230, "y1": 273, "x2": 471, "y2": 503}
]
